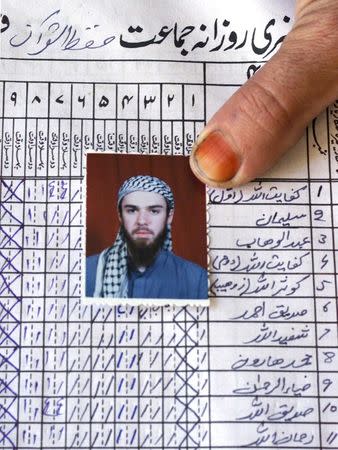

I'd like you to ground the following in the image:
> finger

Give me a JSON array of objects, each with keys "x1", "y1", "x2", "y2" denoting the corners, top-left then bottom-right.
[{"x1": 189, "y1": 0, "x2": 338, "y2": 188}]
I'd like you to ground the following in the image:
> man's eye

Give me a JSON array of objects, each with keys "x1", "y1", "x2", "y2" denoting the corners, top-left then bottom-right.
[
  {"x1": 151, "y1": 209, "x2": 160, "y2": 214},
  {"x1": 126, "y1": 208, "x2": 136, "y2": 213}
]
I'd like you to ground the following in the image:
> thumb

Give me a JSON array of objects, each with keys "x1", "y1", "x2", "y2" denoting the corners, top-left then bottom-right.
[{"x1": 189, "y1": 0, "x2": 338, "y2": 188}]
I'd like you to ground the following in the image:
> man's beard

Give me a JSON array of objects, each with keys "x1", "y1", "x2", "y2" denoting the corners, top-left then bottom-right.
[{"x1": 121, "y1": 224, "x2": 167, "y2": 269}]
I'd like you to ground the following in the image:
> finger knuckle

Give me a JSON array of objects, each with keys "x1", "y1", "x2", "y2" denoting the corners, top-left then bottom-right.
[{"x1": 236, "y1": 80, "x2": 291, "y2": 135}]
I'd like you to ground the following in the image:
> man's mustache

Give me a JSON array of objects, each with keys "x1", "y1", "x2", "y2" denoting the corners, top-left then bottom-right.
[{"x1": 132, "y1": 227, "x2": 153, "y2": 234}]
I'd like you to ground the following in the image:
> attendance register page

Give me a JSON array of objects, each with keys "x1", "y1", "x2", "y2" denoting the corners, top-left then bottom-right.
[{"x1": 0, "y1": 1, "x2": 338, "y2": 449}]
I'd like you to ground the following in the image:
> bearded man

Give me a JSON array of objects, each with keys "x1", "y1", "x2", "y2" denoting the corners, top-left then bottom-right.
[{"x1": 86, "y1": 175, "x2": 208, "y2": 299}]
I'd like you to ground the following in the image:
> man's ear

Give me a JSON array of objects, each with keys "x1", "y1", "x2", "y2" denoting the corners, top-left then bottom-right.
[
  {"x1": 117, "y1": 207, "x2": 122, "y2": 224},
  {"x1": 167, "y1": 209, "x2": 174, "y2": 226}
]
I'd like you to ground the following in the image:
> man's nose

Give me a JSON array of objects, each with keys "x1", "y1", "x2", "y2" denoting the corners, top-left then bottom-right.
[{"x1": 136, "y1": 210, "x2": 148, "y2": 225}]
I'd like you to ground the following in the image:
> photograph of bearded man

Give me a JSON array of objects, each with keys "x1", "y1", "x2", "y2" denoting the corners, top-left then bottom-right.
[{"x1": 86, "y1": 175, "x2": 208, "y2": 299}]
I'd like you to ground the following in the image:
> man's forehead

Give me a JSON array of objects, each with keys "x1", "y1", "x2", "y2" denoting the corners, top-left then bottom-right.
[{"x1": 121, "y1": 190, "x2": 166, "y2": 207}]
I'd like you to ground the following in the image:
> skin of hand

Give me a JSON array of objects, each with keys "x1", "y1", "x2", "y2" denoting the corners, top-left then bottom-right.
[{"x1": 189, "y1": 0, "x2": 338, "y2": 188}]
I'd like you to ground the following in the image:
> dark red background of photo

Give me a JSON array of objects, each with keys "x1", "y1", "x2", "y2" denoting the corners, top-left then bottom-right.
[{"x1": 86, "y1": 154, "x2": 207, "y2": 268}]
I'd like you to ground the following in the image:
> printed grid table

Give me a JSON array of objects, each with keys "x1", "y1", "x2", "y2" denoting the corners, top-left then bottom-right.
[{"x1": 0, "y1": 60, "x2": 337, "y2": 449}]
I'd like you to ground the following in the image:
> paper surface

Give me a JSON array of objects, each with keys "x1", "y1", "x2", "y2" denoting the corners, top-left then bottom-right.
[{"x1": 1, "y1": 1, "x2": 338, "y2": 449}]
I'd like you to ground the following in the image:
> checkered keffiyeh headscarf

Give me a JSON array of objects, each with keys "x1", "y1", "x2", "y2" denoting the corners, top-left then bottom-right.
[{"x1": 102, "y1": 175, "x2": 175, "y2": 298}]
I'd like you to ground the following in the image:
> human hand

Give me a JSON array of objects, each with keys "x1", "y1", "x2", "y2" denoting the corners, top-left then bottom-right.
[{"x1": 189, "y1": 0, "x2": 338, "y2": 188}]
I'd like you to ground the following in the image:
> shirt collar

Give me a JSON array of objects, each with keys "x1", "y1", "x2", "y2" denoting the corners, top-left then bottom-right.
[{"x1": 128, "y1": 249, "x2": 166, "y2": 277}]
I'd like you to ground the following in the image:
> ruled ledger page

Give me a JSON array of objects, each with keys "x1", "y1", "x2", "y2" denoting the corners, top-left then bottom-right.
[{"x1": 1, "y1": 1, "x2": 338, "y2": 449}]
